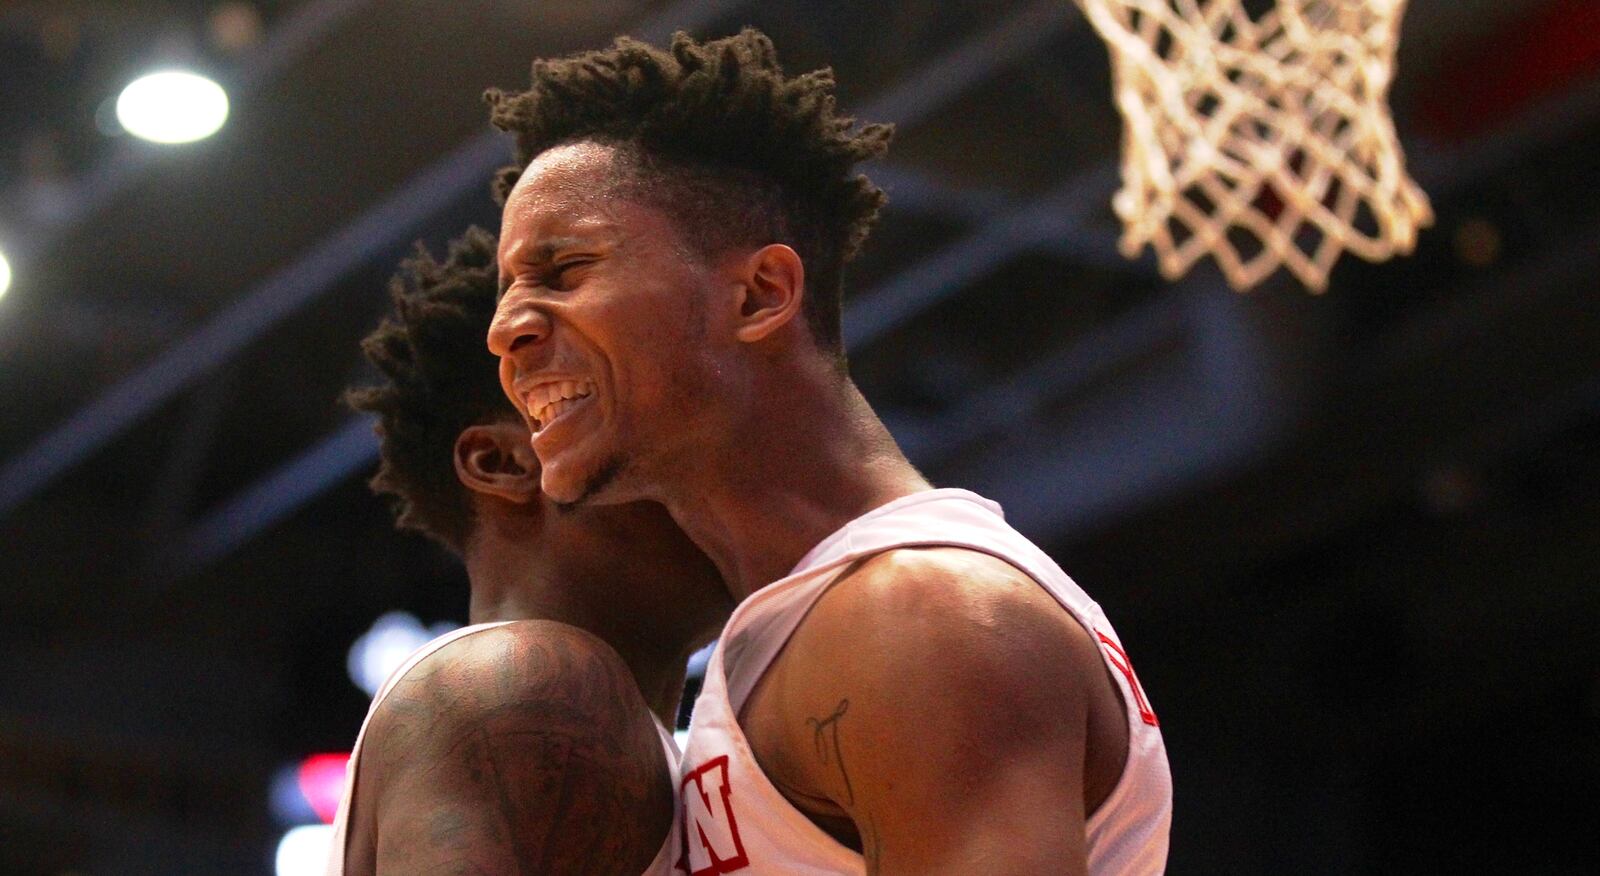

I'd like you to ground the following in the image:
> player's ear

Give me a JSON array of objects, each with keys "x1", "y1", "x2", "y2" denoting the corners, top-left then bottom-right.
[
  {"x1": 453, "y1": 421, "x2": 539, "y2": 504},
  {"x1": 731, "y1": 243, "x2": 806, "y2": 344}
]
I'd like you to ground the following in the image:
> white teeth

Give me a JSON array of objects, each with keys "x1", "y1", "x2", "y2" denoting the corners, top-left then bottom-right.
[{"x1": 524, "y1": 380, "x2": 592, "y2": 431}]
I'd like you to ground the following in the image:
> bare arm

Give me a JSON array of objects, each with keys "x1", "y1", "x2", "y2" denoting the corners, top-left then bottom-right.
[
  {"x1": 343, "y1": 620, "x2": 672, "y2": 876},
  {"x1": 758, "y1": 548, "x2": 1109, "y2": 875}
]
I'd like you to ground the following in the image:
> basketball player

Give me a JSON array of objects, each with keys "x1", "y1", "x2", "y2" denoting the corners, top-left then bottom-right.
[
  {"x1": 485, "y1": 30, "x2": 1171, "y2": 875},
  {"x1": 328, "y1": 227, "x2": 731, "y2": 875}
]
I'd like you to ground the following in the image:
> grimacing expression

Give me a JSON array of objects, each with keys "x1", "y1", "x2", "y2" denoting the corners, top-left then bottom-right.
[{"x1": 488, "y1": 142, "x2": 738, "y2": 507}]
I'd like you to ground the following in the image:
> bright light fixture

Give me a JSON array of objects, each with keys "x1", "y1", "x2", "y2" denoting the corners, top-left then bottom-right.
[
  {"x1": 116, "y1": 70, "x2": 230, "y2": 144},
  {"x1": 0, "y1": 248, "x2": 11, "y2": 299},
  {"x1": 275, "y1": 824, "x2": 334, "y2": 876},
  {"x1": 347, "y1": 611, "x2": 456, "y2": 697}
]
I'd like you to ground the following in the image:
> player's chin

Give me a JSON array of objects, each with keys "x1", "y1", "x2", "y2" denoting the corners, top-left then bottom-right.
[
  {"x1": 541, "y1": 446, "x2": 630, "y2": 511},
  {"x1": 538, "y1": 452, "x2": 591, "y2": 507},
  {"x1": 531, "y1": 422, "x2": 586, "y2": 495}
]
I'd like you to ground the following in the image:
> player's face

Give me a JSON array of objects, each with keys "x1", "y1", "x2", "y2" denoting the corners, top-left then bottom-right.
[{"x1": 489, "y1": 142, "x2": 737, "y2": 507}]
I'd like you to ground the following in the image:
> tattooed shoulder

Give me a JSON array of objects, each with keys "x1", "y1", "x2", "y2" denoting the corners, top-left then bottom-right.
[{"x1": 358, "y1": 621, "x2": 673, "y2": 875}]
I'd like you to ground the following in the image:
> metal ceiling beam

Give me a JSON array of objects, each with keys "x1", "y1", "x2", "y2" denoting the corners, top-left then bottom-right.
[
  {"x1": 944, "y1": 281, "x2": 1282, "y2": 539},
  {"x1": 846, "y1": 160, "x2": 1134, "y2": 350},
  {"x1": 885, "y1": 292, "x2": 1190, "y2": 463},
  {"x1": 141, "y1": 366, "x2": 237, "y2": 547},
  {"x1": 0, "y1": 0, "x2": 754, "y2": 518},
  {"x1": 871, "y1": 163, "x2": 1134, "y2": 271},
  {"x1": 853, "y1": 0, "x2": 1076, "y2": 128},
  {"x1": 173, "y1": 413, "x2": 377, "y2": 573}
]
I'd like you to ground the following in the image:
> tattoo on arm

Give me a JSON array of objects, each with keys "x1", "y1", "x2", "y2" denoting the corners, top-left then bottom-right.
[
  {"x1": 359, "y1": 627, "x2": 671, "y2": 875},
  {"x1": 805, "y1": 699, "x2": 888, "y2": 868},
  {"x1": 806, "y1": 698, "x2": 855, "y2": 805}
]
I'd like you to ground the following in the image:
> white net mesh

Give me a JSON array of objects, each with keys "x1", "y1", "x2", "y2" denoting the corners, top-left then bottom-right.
[{"x1": 1072, "y1": 0, "x2": 1433, "y2": 291}]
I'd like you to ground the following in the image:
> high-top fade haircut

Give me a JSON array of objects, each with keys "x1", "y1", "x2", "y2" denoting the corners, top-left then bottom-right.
[
  {"x1": 346, "y1": 227, "x2": 511, "y2": 553},
  {"x1": 484, "y1": 28, "x2": 892, "y2": 356}
]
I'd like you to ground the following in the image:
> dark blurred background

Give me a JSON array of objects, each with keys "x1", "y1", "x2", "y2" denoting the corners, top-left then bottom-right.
[{"x1": 1, "y1": 0, "x2": 1597, "y2": 873}]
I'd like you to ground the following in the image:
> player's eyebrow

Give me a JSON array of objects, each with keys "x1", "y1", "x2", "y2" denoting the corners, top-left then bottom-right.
[
  {"x1": 496, "y1": 235, "x2": 596, "y2": 297},
  {"x1": 529, "y1": 236, "x2": 594, "y2": 261}
]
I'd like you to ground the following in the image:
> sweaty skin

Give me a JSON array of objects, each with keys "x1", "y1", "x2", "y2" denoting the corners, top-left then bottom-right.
[
  {"x1": 490, "y1": 142, "x2": 1135, "y2": 875},
  {"x1": 738, "y1": 549, "x2": 1131, "y2": 875}
]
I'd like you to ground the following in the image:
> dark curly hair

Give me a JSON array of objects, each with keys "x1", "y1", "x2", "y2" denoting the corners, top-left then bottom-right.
[
  {"x1": 484, "y1": 28, "x2": 892, "y2": 355},
  {"x1": 345, "y1": 226, "x2": 513, "y2": 553}
]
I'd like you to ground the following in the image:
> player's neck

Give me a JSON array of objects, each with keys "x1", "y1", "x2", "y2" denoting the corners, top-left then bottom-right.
[
  {"x1": 661, "y1": 373, "x2": 930, "y2": 601},
  {"x1": 462, "y1": 540, "x2": 691, "y2": 724}
]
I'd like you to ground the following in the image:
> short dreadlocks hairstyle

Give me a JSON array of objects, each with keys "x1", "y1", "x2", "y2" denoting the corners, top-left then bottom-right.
[
  {"x1": 484, "y1": 28, "x2": 892, "y2": 355},
  {"x1": 345, "y1": 226, "x2": 513, "y2": 554}
]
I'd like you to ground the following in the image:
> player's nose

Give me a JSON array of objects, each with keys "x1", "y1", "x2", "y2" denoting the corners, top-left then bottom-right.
[{"x1": 487, "y1": 294, "x2": 552, "y2": 359}]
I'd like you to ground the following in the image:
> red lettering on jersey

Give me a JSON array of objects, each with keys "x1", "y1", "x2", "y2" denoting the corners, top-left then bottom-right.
[
  {"x1": 1096, "y1": 630, "x2": 1159, "y2": 727},
  {"x1": 678, "y1": 755, "x2": 751, "y2": 875}
]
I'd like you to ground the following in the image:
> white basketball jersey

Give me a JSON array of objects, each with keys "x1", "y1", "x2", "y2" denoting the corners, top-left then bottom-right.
[
  {"x1": 676, "y1": 489, "x2": 1172, "y2": 875},
  {"x1": 325, "y1": 620, "x2": 683, "y2": 876}
]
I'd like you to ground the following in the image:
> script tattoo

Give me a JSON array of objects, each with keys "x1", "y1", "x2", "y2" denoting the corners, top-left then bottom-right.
[
  {"x1": 802, "y1": 698, "x2": 889, "y2": 867},
  {"x1": 806, "y1": 698, "x2": 855, "y2": 805}
]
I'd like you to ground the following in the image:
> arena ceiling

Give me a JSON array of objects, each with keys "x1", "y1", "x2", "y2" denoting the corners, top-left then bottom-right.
[{"x1": 2, "y1": 1, "x2": 1597, "y2": 872}]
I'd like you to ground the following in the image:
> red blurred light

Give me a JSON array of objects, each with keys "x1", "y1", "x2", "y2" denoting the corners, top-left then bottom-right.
[{"x1": 296, "y1": 753, "x2": 350, "y2": 824}]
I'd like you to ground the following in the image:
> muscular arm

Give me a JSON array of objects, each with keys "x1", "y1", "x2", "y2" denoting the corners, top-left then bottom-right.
[
  {"x1": 342, "y1": 620, "x2": 672, "y2": 876},
  {"x1": 752, "y1": 548, "x2": 1118, "y2": 875}
]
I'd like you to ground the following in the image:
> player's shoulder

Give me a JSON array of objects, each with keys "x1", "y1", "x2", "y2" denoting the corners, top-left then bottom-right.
[
  {"x1": 821, "y1": 545, "x2": 1061, "y2": 629},
  {"x1": 412, "y1": 618, "x2": 631, "y2": 686},
  {"x1": 351, "y1": 620, "x2": 674, "y2": 875},
  {"x1": 367, "y1": 619, "x2": 649, "y2": 749},
  {"x1": 792, "y1": 546, "x2": 1102, "y2": 695}
]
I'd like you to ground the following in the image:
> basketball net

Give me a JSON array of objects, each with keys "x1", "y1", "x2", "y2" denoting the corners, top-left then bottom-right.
[{"x1": 1072, "y1": 0, "x2": 1432, "y2": 291}]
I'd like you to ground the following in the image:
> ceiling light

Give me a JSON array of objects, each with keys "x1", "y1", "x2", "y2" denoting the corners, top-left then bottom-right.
[
  {"x1": 116, "y1": 70, "x2": 230, "y2": 144},
  {"x1": 0, "y1": 248, "x2": 11, "y2": 300}
]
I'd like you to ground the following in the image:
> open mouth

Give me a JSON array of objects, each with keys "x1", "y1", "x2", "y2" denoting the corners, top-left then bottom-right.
[{"x1": 523, "y1": 380, "x2": 595, "y2": 432}]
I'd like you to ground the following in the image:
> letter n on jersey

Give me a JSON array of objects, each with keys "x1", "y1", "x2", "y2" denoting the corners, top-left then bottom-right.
[
  {"x1": 1096, "y1": 630, "x2": 1159, "y2": 727},
  {"x1": 678, "y1": 755, "x2": 751, "y2": 874}
]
